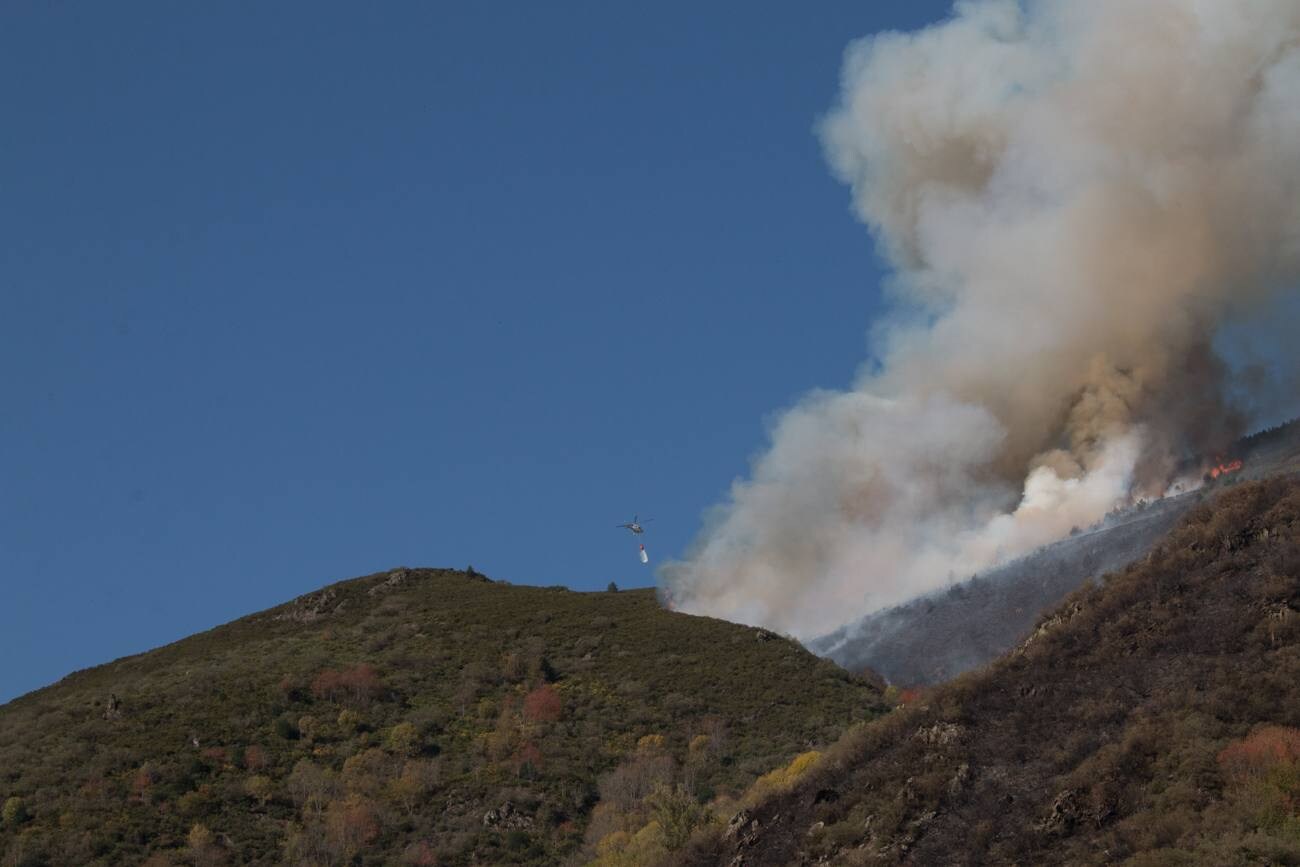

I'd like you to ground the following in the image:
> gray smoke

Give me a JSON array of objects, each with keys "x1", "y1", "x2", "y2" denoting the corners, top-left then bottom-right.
[{"x1": 661, "y1": 0, "x2": 1300, "y2": 638}]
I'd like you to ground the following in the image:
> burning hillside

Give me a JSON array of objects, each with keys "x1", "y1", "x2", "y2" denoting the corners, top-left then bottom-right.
[{"x1": 662, "y1": 0, "x2": 1300, "y2": 639}]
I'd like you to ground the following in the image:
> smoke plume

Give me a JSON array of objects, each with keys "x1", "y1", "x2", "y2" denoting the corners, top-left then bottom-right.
[{"x1": 661, "y1": 0, "x2": 1300, "y2": 638}]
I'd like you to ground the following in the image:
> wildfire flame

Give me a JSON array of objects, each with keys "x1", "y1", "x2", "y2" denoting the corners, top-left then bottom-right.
[{"x1": 1208, "y1": 458, "x2": 1243, "y2": 480}]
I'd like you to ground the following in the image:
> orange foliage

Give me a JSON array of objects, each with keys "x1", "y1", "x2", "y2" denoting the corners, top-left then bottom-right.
[
  {"x1": 244, "y1": 744, "x2": 268, "y2": 771},
  {"x1": 1217, "y1": 725, "x2": 1300, "y2": 785},
  {"x1": 522, "y1": 684, "x2": 562, "y2": 722},
  {"x1": 311, "y1": 663, "x2": 385, "y2": 705},
  {"x1": 899, "y1": 687, "x2": 926, "y2": 706}
]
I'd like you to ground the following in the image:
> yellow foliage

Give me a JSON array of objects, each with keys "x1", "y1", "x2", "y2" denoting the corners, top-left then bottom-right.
[
  {"x1": 636, "y1": 734, "x2": 666, "y2": 753},
  {"x1": 187, "y1": 822, "x2": 214, "y2": 848},
  {"x1": 596, "y1": 829, "x2": 631, "y2": 857},
  {"x1": 688, "y1": 734, "x2": 710, "y2": 754},
  {"x1": 747, "y1": 750, "x2": 823, "y2": 803},
  {"x1": 591, "y1": 820, "x2": 668, "y2": 866}
]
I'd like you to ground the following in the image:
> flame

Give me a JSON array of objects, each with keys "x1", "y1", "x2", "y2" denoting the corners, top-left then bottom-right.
[{"x1": 1208, "y1": 458, "x2": 1243, "y2": 479}]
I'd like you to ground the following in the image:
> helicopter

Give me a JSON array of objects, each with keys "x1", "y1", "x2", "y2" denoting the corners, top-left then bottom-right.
[{"x1": 616, "y1": 515, "x2": 653, "y2": 535}]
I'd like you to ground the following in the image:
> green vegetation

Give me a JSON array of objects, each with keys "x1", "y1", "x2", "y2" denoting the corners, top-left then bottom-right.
[
  {"x1": 0, "y1": 569, "x2": 883, "y2": 865},
  {"x1": 689, "y1": 477, "x2": 1300, "y2": 866}
]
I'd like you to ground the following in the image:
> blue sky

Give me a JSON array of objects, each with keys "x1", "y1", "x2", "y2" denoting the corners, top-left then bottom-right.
[{"x1": 0, "y1": 1, "x2": 956, "y2": 703}]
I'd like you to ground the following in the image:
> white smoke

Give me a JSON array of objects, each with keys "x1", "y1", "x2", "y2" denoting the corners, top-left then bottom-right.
[{"x1": 661, "y1": 0, "x2": 1300, "y2": 638}]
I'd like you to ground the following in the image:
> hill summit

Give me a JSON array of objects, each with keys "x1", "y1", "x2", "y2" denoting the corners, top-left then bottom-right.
[{"x1": 0, "y1": 569, "x2": 883, "y2": 865}]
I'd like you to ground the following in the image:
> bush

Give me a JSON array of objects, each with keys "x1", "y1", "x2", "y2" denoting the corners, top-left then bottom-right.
[{"x1": 2, "y1": 795, "x2": 29, "y2": 827}]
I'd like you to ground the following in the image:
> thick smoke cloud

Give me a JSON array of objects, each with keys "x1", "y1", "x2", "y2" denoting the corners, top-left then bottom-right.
[{"x1": 661, "y1": 0, "x2": 1300, "y2": 638}]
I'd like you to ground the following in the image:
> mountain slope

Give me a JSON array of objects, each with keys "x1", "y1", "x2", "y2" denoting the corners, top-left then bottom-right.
[
  {"x1": 814, "y1": 419, "x2": 1300, "y2": 687},
  {"x1": 689, "y1": 476, "x2": 1300, "y2": 866},
  {"x1": 0, "y1": 570, "x2": 883, "y2": 866}
]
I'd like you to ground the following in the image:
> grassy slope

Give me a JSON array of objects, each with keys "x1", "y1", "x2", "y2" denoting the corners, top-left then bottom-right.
[
  {"x1": 689, "y1": 477, "x2": 1300, "y2": 866},
  {"x1": 0, "y1": 570, "x2": 883, "y2": 866}
]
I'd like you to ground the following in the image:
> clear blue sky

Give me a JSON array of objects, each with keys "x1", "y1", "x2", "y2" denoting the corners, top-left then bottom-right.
[{"x1": 0, "y1": 1, "x2": 954, "y2": 703}]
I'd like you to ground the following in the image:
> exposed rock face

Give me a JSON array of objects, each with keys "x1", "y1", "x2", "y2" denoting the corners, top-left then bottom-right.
[
  {"x1": 367, "y1": 568, "x2": 411, "y2": 597},
  {"x1": 481, "y1": 802, "x2": 533, "y2": 830},
  {"x1": 102, "y1": 693, "x2": 122, "y2": 720},
  {"x1": 272, "y1": 588, "x2": 340, "y2": 623}
]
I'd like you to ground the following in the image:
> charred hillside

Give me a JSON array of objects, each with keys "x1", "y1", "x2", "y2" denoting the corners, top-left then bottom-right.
[
  {"x1": 0, "y1": 570, "x2": 883, "y2": 866},
  {"x1": 814, "y1": 419, "x2": 1300, "y2": 687},
  {"x1": 688, "y1": 476, "x2": 1300, "y2": 866}
]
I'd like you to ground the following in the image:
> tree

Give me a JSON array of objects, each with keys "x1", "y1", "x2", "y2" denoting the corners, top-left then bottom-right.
[
  {"x1": 2, "y1": 796, "x2": 29, "y2": 827},
  {"x1": 388, "y1": 759, "x2": 440, "y2": 816},
  {"x1": 523, "y1": 685, "x2": 563, "y2": 723},
  {"x1": 649, "y1": 783, "x2": 707, "y2": 850},
  {"x1": 245, "y1": 774, "x2": 274, "y2": 808},
  {"x1": 188, "y1": 823, "x2": 224, "y2": 867},
  {"x1": 386, "y1": 722, "x2": 421, "y2": 757},
  {"x1": 243, "y1": 744, "x2": 268, "y2": 771},
  {"x1": 287, "y1": 760, "x2": 337, "y2": 820},
  {"x1": 325, "y1": 796, "x2": 381, "y2": 858},
  {"x1": 607, "y1": 581, "x2": 619, "y2": 592}
]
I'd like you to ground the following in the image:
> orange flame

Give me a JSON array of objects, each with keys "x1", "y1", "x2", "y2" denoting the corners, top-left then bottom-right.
[{"x1": 1209, "y1": 458, "x2": 1243, "y2": 479}]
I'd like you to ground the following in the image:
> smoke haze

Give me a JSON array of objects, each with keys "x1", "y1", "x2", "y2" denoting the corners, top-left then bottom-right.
[{"x1": 661, "y1": 0, "x2": 1300, "y2": 637}]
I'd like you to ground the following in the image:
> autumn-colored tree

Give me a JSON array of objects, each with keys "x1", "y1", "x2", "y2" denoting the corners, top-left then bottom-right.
[
  {"x1": 1218, "y1": 725, "x2": 1300, "y2": 785},
  {"x1": 311, "y1": 663, "x2": 385, "y2": 706},
  {"x1": 342, "y1": 747, "x2": 393, "y2": 798},
  {"x1": 523, "y1": 684, "x2": 562, "y2": 723},
  {"x1": 187, "y1": 822, "x2": 224, "y2": 867},
  {"x1": 515, "y1": 741, "x2": 544, "y2": 778},
  {"x1": 243, "y1": 744, "x2": 268, "y2": 771},
  {"x1": 325, "y1": 796, "x2": 381, "y2": 857},
  {"x1": 130, "y1": 764, "x2": 158, "y2": 804}
]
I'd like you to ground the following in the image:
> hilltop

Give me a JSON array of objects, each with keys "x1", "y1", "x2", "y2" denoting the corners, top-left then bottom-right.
[
  {"x1": 814, "y1": 419, "x2": 1300, "y2": 687},
  {"x1": 688, "y1": 476, "x2": 1300, "y2": 865},
  {"x1": 0, "y1": 570, "x2": 883, "y2": 865}
]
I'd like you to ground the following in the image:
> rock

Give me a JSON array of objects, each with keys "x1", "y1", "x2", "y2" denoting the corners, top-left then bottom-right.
[
  {"x1": 914, "y1": 722, "x2": 964, "y2": 747},
  {"x1": 482, "y1": 801, "x2": 534, "y2": 830},
  {"x1": 725, "y1": 809, "x2": 763, "y2": 847},
  {"x1": 273, "y1": 588, "x2": 339, "y2": 623},
  {"x1": 1037, "y1": 789, "x2": 1082, "y2": 836},
  {"x1": 103, "y1": 693, "x2": 122, "y2": 720},
  {"x1": 948, "y1": 762, "x2": 971, "y2": 796},
  {"x1": 367, "y1": 568, "x2": 411, "y2": 597}
]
